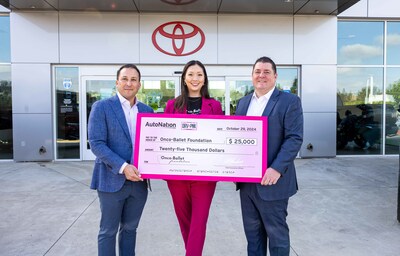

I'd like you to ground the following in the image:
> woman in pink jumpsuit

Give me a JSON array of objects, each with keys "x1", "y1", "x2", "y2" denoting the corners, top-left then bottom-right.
[{"x1": 164, "y1": 60, "x2": 223, "y2": 256}]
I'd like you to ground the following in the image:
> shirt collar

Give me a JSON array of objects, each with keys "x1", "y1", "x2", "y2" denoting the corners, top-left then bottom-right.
[
  {"x1": 252, "y1": 87, "x2": 275, "y2": 101},
  {"x1": 117, "y1": 92, "x2": 137, "y2": 108}
]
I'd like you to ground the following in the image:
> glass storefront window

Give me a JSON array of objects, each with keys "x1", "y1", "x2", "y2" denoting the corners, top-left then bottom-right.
[
  {"x1": 0, "y1": 65, "x2": 12, "y2": 159},
  {"x1": 338, "y1": 21, "x2": 384, "y2": 65},
  {"x1": 276, "y1": 68, "x2": 298, "y2": 95},
  {"x1": 55, "y1": 67, "x2": 80, "y2": 159},
  {"x1": 0, "y1": 15, "x2": 10, "y2": 63},
  {"x1": 387, "y1": 22, "x2": 400, "y2": 65},
  {"x1": 209, "y1": 80, "x2": 226, "y2": 112},
  {"x1": 0, "y1": 15, "x2": 11, "y2": 159},
  {"x1": 137, "y1": 79, "x2": 176, "y2": 113},
  {"x1": 229, "y1": 80, "x2": 253, "y2": 115},
  {"x1": 337, "y1": 67, "x2": 383, "y2": 154},
  {"x1": 385, "y1": 68, "x2": 400, "y2": 154}
]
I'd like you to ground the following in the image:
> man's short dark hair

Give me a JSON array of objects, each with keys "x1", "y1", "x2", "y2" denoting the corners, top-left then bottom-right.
[
  {"x1": 252, "y1": 56, "x2": 277, "y2": 74},
  {"x1": 116, "y1": 64, "x2": 141, "y2": 80}
]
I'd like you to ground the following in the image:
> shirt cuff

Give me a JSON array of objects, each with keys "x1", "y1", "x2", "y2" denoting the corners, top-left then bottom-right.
[{"x1": 119, "y1": 162, "x2": 128, "y2": 174}]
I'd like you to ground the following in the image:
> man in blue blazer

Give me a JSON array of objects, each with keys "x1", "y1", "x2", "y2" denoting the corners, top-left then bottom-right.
[
  {"x1": 88, "y1": 64, "x2": 154, "y2": 256},
  {"x1": 235, "y1": 57, "x2": 303, "y2": 256}
]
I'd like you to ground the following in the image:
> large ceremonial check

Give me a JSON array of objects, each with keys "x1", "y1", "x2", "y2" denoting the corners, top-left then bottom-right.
[{"x1": 134, "y1": 113, "x2": 267, "y2": 182}]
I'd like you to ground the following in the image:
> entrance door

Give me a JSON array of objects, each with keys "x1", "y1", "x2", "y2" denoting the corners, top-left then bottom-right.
[{"x1": 81, "y1": 76, "x2": 116, "y2": 160}]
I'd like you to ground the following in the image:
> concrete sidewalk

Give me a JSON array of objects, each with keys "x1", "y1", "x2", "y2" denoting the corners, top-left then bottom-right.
[{"x1": 0, "y1": 157, "x2": 399, "y2": 256}]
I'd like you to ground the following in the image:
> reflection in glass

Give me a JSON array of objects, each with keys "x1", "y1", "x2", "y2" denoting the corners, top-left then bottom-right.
[
  {"x1": 138, "y1": 80, "x2": 175, "y2": 113},
  {"x1": 338, "y1": 21, "x2": 384, "y2": 65},
  {"x1": 337, "y1": 67, "x2": 383, "y2": 154},
  {"x1": 209, "y1": 80, "x2": 225, "y2": 112},
  {"x1": 385, "y1": 68, "x2": 400, "y2": 154},
  {"x1": 0, "y1": 65, "x2": 12, "y2": 159},
  {"x1": 387, "y1": 22, "x2": 400, "y2": 65},
  {"x1": 55, "y1": 67, "x2": 80, "y2": 159}
]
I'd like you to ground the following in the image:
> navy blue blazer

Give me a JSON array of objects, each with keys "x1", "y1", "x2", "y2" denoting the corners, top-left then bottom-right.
[
  {"x1": 235, "y1": 88, "x2": 303, "y2": 201},
  {"x1": 88, "y1": 95, "x2": 154, "y2": 193}
]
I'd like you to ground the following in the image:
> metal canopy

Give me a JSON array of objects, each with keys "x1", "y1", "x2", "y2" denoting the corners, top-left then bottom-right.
[{"x1": 0, "y1": 0, "x2": 359, "y2": 15}]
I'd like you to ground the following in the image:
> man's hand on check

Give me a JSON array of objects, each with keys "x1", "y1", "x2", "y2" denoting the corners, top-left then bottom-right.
[{"x1": 123, "y1": 165, "x2": 144, "y2": 182}]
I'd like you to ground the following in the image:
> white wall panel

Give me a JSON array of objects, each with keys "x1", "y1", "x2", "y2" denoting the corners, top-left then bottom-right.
[
  {"x1": 368, "y1": 0, "x2": 400, "y2": 18},
  {"x1": 60, "y1": 12, "x2": 139, "y2": 64},
  {"x1": 301, "y1": 65, "x2": 337, "y2": 113},
  {"x1": 12, "y1": 64, "x2": 51, "y2": 114},
  {"x1": 294, "y1": 16, "x2": 337, "y2": 65},
  {"x1": 140, "y1": 14, "x2": 218, "y2": 64},
  {"x1": 300, "y1": 112, "x2": 336, "y2": 158},
  {"x1": 13, "y1": 113, "x2": 53, "y2": 161},
  {"x1": 338, "y1": 0, "x2": 368, "y2": 17},
  {"x1": 218, "y1": 15, "x2": 293, "y2": 65},
  {"x1": 10, "y1": 12, "x2": 58, "y2": 63}
]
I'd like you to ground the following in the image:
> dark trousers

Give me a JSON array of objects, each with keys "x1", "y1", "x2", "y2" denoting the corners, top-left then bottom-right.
[
  {"x1": 97, "y1": 180, "x2": 148, "y2": 256},
  {"x1": 240, "y1": 183, "x2": 290, "y2": 256}
]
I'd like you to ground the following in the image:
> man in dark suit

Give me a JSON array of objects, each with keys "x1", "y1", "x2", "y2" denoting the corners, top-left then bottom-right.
[
  {"x1": 235, "y1": 57, "x2": 303, "y2": 256},
  {"x1": 88, "y1": 64, "x2": 154, "y2": 256}
]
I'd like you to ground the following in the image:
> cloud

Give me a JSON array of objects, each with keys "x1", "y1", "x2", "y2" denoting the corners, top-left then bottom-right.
[
  {"x1": 340, "y1": 44, "x2": 381, "y2": 58},
  {"x1": 387, "y1": 33, "x2": 400, "y2": 45},
  {"x1": 339, "y1": 44, "x2": 382, "y2": 64}
]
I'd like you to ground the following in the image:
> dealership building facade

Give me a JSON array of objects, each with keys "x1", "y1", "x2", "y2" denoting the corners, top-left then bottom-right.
[{"x1": 0, "y1": 0, "x2": 399, "y2": 161}]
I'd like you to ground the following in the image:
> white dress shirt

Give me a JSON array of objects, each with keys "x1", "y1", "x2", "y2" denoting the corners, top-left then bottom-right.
[
  {"x1": 246, "y1": 87, "x2": 275, "y2": 116},
  {"x1": 117, "y1": 92, "x2": 138, "y2": 174}
]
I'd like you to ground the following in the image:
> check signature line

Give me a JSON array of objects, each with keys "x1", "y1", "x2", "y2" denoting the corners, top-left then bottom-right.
[
  {"x1": 214, "y1": 165, "x2": 256, "y2": 168},
  {"x1": 151, "y1": 150, "x2": 256, "y2": 155},
  {"x1": 143, "y1": 163, "x2": 197, "y2": 166}
]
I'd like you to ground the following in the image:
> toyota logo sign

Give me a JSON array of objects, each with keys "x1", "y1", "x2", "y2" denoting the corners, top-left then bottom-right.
[{"x1": 152, "y1": 21, "x2": 206, "y2": 57}]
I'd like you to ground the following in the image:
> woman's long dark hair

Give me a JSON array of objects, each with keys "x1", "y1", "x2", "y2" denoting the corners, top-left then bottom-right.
[{"x1": 174, "y1": 60, "x2": 210, "y2": 112}]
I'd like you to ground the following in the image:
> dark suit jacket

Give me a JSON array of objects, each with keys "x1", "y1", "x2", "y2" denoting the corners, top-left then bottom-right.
[
  {"x1": 88, "y1": 95, "x2": 154, "y2": 193},
  {"x1": 235, "y1": 88, "x2": 303, "y2": 201}
]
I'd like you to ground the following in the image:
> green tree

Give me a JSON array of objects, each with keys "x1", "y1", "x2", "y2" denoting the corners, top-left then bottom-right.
[
  {"x1": 356, "y1": 86, "x2": 383, "y2": 103},
  {"x1": 337, "y1": 90, "x2": 354, "y2": 105},
  {"x1": 291, "y1": 78, "x2": 298, "y2": 95},
  {"x1": 386, "y1": 79, "x2": 400, "y2": 106}
]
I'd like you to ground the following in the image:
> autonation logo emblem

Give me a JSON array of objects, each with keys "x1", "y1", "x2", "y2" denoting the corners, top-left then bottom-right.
[
  {"x1": 152, "y1": 21, "x2": 205, "y2": 56},
  {"x1": 145, "y1": 122, "x2": 177, "y2": 129}
]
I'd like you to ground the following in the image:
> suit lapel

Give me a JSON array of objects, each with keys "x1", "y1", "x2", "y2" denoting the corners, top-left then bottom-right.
[
  {"x1": 110, "y1": 96, "x2": 131, "y2": 140},
  {"x1": 137, "y1": 102, "x2": 149, "y2": 113},
  {"x1": 236, "y1": 94, "x2": 252, "y2": 116},
  {"x1": 262, "y1": 88, "x2": 280, "y2": 116},
  {"x1": 201, "y1": 98, "x2": 212, "y2": 114}
]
